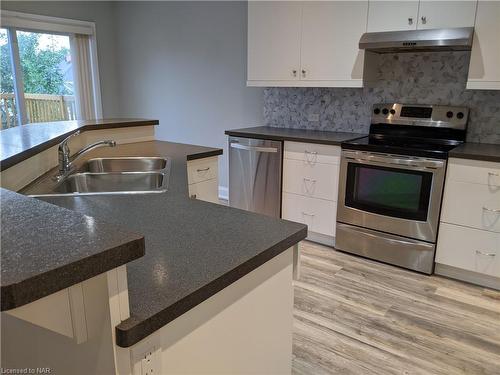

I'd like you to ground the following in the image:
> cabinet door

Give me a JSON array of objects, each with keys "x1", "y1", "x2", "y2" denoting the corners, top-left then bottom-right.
[
  {"x1": 417, "y1": 1, "x2": 477, "y2": 29},
  {"x1": 189, "y1": 179, "x2": 219, "y2": 204},
  {"x1": 247, "y1": 1, "x2": 302, "y2": 81},
  {"x1": 467, "y1": 0, "x2": 500, "y2": 90},
  {"x1": 300, "y1": 1, "x2": 367, "y2": 84},
  {"x1": 367, "y1": 1, "x2": 419, "y2": 32}
]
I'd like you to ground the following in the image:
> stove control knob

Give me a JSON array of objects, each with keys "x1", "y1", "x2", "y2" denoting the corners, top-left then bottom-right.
[
  {"x1": 382, "y1": 108, "x2": 389, "y2": 115},
  {"x1": 457, "y1": 112, "x2": 464, "y2": 119},
  {"x1": 446, "y1": 111, "x2": 454, "y2": 118},
  {"x1": 374, "y1": 108, "x2": 380, "y2": 115},
  {"x1": 389, "y1": 109, "x2": 396, "y2": 115}
]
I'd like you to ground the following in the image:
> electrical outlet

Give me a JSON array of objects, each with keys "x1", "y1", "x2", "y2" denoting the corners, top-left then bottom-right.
[
  {"x1": 141, "y1": 347, "x2": 157, "y2": 375},
  {"x1": 308, "y1": 113, "x2": 319, "y2": 122},
  {"x1": 131, "y1": 333, "x2": 161, "y2": 375}
]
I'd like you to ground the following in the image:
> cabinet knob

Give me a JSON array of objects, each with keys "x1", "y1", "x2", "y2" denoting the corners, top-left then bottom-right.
[
  {"x1": 292, "y1": 69, "x2": 297, "y2": 77},
  {"x1": 301, "y1": 69, "x2": 306, "y2": 77},
  {"x1": 421, "y1": 16, "x2": 427, "y2": 24},
  {"x1": 408, "y1": 17, "x2": 413, "y2": 25}
]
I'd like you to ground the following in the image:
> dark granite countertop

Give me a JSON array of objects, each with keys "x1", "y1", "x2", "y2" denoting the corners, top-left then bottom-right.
[
  {"x1": 449, "y1": 142, "x2": 500, "y2": 163},
  {"x1": 0, "y1": 188, "x2": 145, "y2": 311},
  {"x1": 225, "y1": 126, "x2": 365, "y2": 145},
  {"x1": 36, "y1": 141, "x2": 307, "y2": 347},
  {"x1": 0, "y1": 118, "x2": 158, "y2": 171}
]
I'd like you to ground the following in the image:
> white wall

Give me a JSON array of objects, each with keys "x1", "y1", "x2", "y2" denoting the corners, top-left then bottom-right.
[
  {"x1": 113, "y1": 1, "x2": 264, "y2": 190},
  {"x1": 0, "y1": 1, "x2": 122, "y2": 118}
]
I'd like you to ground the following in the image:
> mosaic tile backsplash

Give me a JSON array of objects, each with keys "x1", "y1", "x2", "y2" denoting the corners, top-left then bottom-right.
[{"x1": 263, "y1": 52, "x2": 500, "y2": 144}]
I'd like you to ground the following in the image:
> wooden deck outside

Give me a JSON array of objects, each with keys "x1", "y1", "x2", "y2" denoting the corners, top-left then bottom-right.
[{"x1": 1, "y1": 93, "x2": 77, "y2": 129}]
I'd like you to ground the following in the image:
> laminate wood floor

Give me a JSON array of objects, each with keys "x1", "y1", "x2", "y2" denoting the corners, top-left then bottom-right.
[{"x1": 293, "y1": 241, "x2": 500, "y2": 375}]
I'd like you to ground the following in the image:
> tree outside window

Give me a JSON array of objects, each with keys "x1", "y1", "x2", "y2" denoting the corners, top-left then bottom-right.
[{"x1": 1, "y1": 29, "x2": 76, "y2": 129}]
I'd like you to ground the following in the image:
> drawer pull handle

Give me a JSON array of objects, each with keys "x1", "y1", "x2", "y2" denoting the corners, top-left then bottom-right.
[
  {"x1": 302, "y1": 212, "x2": 315, "y2": 217},
  {"x1": 488, "y1": 172, "x2": 499, "y2": 176},
  {"x1": 304, "y1": 150, "x2": 318, "y2": 165},
  {"x1": 482, "y1": 206, "x2": 500, "y2": 214},
  {"x1": 303, "y1": 178, "x2": 317, "y2": 183},
  {"x1": 197, "y1": 167, "x2": 210, "y2": 172},
  {"x1": 476, "y1": 250, "x2": 496, "y2": 257}
]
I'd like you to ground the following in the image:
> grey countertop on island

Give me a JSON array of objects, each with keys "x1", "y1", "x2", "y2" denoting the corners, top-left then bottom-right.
[
  {"x1": 34, "y1": 141, "x2": 307, "y2": 347},
  {"x1": 225, "y1": 126, "x2": 365, "y2": 145},
  {"x1": 0, "y1": 188, "x2": 145, "y2": 311},
  {"x1": 449, "y1": 142, "x2": 500, "y2": 163},
  {"x1": 0, "y1": 118, "x2": 159, "y2": 171}
]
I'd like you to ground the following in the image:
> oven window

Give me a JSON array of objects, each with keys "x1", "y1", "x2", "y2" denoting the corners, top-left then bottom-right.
[{"x1": 345, "y1": 163, "x2": 433, "y2": 221}]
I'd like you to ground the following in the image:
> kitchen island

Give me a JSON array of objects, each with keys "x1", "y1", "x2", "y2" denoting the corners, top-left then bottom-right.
[{"x1": 1, "y1": 128, "x2": 307, "y2": 374}]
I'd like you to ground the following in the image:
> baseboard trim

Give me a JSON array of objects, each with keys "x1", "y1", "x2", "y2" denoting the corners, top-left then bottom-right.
[{"x1": 435, "y1": 263, "x2": 500, "y2": 290}]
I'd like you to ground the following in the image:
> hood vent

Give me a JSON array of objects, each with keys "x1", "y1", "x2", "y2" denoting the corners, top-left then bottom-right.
[{"x1": 359, "y1": 27, "x2": 474, "y2": 53}]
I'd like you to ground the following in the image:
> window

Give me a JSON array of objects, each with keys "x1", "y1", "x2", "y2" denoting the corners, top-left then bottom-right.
[
  {"x1": 0, "y1": 11, "x2": 101, "y2": 129},
  {"x1": 1, "y1": 28, "x2": 18, "y2": 128}
]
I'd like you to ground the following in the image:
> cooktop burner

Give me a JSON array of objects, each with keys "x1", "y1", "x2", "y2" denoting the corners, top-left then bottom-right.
[
  {"x1": 342, "y1": 103, "x2": 469, "y2": 159},
  {"x1": 342, "y1": 135, "x2": 460, "y2": 159}
]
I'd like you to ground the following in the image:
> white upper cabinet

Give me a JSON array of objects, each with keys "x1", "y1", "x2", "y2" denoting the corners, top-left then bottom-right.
[
  {"x1": 247, "y1": 1, "x2": 368, "y2": 87},
  {"x1": 367, "y1": 0, "x2": 477, "y2": 32},
  {"x1": 367, "y1": 1, "x2": 419, "y2": 32},
  {"x1": 417, "y1": 1, "x2": 477, "y2": 29},
  {"x1": 467, "y1": 0, "x2": 500, "y2": 90},
  {"x1": 301, "y1": 1, "x2": 367, "y2": 84},
  {"x1": 247, "y1": 1, "x2": 302, "y2": 81}
]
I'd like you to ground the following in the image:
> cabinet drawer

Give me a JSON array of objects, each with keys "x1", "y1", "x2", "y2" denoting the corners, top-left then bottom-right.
[
  {"x1": 283, "y1": 159, "x2": 338, "y2": 201},
  {"x1": 284, "y1": 141, "x2": 340, "y2": 165},
  {"x1": 442, "y1": 181, "x2": 500, "y2": 232},
  {"x1": 447, "y1": 158, "x2": 500, "y2": 187},
  {"x1": 282, "y1": 192, "x2": 336, "y2": 236},
  {"x1": 189, "y1": 179, "x2": 218, "y2": 204},
  {"x1": 187, "y1": 157, "x2": 218, "y2": 184},
  {"x1": 436, "y1": 223, "x2": 500, "y2": 278}
]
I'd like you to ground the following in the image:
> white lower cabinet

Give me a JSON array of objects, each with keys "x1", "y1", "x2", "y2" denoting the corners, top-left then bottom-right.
[
  {"x1": 441, "y1": 180, "x2": 500, "y2": 232},
  {"x1": 283, "y1": 193, "x2": 336, "y2": 237},
  {"x1": 281, "y1": 141, "x2": 340, "y2": 245},
  {"x1": 283, "y1": 159, "x2": 339, "y2": 201},
  {"x1": 187, "y1": 156, "x2": 219, "y2": 204},
  {"x1": 436, "y1": 223, "x2": 499, "y2": 278},
  {"x1": 189, "y1": 179, "x2": 219, "y2": 204},
  {"x1": 436, "y1": 157, "x2": 500, "y2": 288}
]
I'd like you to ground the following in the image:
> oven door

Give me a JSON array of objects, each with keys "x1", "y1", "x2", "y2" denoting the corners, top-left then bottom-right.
[{"x1": 337, "y1": 150, "x2": 446, "y2": 242}]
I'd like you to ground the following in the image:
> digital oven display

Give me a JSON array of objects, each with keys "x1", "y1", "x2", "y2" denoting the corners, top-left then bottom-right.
[{"x1": 400, "y1": 106, "x2": 433, "y2": 118}]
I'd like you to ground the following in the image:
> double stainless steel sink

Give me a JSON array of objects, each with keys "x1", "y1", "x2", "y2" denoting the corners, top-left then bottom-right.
[{"x1": 23, "y1": 157, "x2": 171, "y2": 196}]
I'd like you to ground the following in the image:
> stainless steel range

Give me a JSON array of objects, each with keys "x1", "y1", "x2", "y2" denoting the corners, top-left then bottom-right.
[{"x1": 336, "y1": 103, "x2": 469, "y2": 274}]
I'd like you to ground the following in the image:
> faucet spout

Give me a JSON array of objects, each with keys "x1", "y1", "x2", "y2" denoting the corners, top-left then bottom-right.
[
  {"x1": 57, "y1": 131, "x2": 116, "y2": 177},
  {"x1": 70, "y1": 140, "x2": 116, "y2": 164}
]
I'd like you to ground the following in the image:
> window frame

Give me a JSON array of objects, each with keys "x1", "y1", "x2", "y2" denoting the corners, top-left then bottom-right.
[{"x1": 0, "y1": 10, "x2": 103, "y2": 125}]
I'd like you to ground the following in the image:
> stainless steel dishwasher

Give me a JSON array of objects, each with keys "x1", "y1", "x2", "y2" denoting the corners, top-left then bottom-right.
[{"x1": 228, "y1": 136, "x2": 282, "y2": 218}]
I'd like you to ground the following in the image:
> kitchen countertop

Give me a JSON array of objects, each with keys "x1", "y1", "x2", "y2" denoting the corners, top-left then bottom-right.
[
  {"x1": 225, "y1": 126, "x2": 365, "y2": 145},
  {"x1": 35, "y1": 141, "x2": 307, "y2": 347},
  {"x1": 0, "y1": 118, "x2": 158, "y2": 171},
  {"x1": 449, "y1": 142, "x2": 500, "y2": 163},
  {"x1": 0, "y1": 188, "x2": 145, "y2": 311}
]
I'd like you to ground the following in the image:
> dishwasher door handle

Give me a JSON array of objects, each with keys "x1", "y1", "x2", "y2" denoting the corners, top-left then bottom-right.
[{"x1": 230, "y1": 143, "x2": 278, "y2": 153}]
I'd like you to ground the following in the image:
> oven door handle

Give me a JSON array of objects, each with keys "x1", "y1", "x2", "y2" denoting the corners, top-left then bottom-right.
[{"x1": 345, "y1": 154, "x2": 445, "y2": 169}]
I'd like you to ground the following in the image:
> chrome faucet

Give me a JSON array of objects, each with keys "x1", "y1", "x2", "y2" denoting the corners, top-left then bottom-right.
[{"x1": 57, "y1": 130, "x2": 116, "y2": 177}]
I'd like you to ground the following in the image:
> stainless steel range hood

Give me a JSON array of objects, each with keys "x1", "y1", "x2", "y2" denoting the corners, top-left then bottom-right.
[{"x1": 359, "y1": 27, "x2": 474, "y2": 53}]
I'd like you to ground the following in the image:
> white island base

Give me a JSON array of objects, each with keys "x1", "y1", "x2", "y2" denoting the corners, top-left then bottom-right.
[{"x1": 1, "y1": 246, "x2": 297, "y2": 375}]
